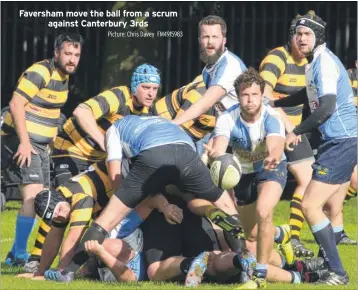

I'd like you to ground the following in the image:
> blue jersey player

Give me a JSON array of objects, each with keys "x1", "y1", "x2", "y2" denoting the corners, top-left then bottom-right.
[
  {"x1": 273, "y1": 12, "x2": 356, "y2": 286},
  {"x1": 206, "y1": 68, "x2": 289, "y2": 289}
]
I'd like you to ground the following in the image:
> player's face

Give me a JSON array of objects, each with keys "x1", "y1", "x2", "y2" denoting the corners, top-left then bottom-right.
[
  {"x1": 52, "y1": 202, "x2": 71, "y2": 224},
  {"x1": 239, "y1": 82, "x2": 263, "y2": 118},
  {"x1": 290, "y1": 35, "x2": 306, "y2": 60},
  {"x1": 296, "y1": 27, "x2": 315, "y2": 55},
  {"x1": 55, "y1": 42, "x2": 82, "y2": 75},
  {"x1": 135, "y1": 83, "x2": 159, "y2": 107},
  {"x1": 199, "y1": 24, "x2": 226, "y2": 65}
]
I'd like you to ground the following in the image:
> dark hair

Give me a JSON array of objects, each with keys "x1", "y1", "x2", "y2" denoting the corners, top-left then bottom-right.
[
  {"x1": 198, "y1": 15, "x2": 227, "y2": 37},
  {"x1": 54, "y1": 33, "x2": 84, "y2": 51},
  {"x1": 234, "y1": 67, "x2": 265, "y2": 96}
]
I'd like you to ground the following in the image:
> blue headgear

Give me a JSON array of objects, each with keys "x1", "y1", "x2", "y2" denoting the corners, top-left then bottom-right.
[{"x1": 130, "y1": 64, "x2": 161, "y2": 95}]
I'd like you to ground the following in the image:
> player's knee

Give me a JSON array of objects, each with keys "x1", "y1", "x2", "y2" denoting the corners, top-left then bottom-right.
[
  {"x1": 255, "y1": 207, "x2": 273, "y2": 223},
  {"x1": 289, "y1": 164, "x2": 312, "y2": 188},
  {"x1": 147, "y1": 262, "x2": 160, "y2": 281}
]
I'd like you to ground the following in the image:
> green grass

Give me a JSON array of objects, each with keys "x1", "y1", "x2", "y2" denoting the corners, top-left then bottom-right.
[{"x1": 1, "y1": 200, "x2": 357, "y2": 289}]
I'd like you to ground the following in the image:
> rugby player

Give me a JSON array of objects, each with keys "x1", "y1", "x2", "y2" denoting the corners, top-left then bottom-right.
[
  {"x1": 52, "y1": 115, "x2": 243, "y2": 282},
  {"x1": 25, "y1": 63, "x2": 160, "y2": 267},
  {"x1": 17, "y1": 161, "x2": 183, "y2": 282},
  {"x1": 173, "y1": 15, "x2": 247, "y2": 126},
  {"x1": 259, "y1": 14, "x2": 315, "y2": 257},
  {"x1": 273, "y1": 12, "x2": 357, "y2": 285},
  {"x1": 2, "y1": 33, "x2": 83, "y2": 266},
  {"x1": 205, "y1": 68, "x2": 291, "y2": 289}
]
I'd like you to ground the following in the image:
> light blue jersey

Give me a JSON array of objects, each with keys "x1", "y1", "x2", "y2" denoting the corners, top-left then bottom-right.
[
  {"x1": 305, "y1": 44, "x2": 357, "y2": 140},
  {"x1": 106, "y1": 115, "x2": 195, "y2": 161},
  {"x1": 202, "y1": 48, "x2": 247, "y2": 109},
  {"x1": 214, "y1": 104, "x2": 286, "y2": 174}
]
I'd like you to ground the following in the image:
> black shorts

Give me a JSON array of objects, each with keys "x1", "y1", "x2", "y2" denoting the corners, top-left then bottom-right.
[
  {"x1": 115, "y1": 143, "x2": 224, "y2": 208},
  {"x1": 1, "y1": 135, "x2": 50, "y2": 187},
  {"x1": 51, "y1": 149, "x2": 95, "y2": 187},
  {"x1": 142, "y1": 196, "x2": 219, "y2": 265},
  {"x1": 285, "y1": 133, "x2": 314, "y2": 165}
]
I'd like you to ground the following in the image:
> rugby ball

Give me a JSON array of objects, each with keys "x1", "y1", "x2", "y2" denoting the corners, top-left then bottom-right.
[{"x1": 210, "y1": 153, "x2": 242, "y2": 190}]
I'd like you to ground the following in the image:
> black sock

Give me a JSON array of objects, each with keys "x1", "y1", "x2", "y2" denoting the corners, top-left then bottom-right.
[
  {"x1": 179, "y1": 257, "x2": 195, "y2": 274},
  {"x1": 224, "y1": 230, "x2": 246, "y2": 252},
  {"x1": 64, "y1": 222, "x2": 108, "y2": 274},
  {"x1": 232, "y1": 255, "x2": 243, "y2": 271}
]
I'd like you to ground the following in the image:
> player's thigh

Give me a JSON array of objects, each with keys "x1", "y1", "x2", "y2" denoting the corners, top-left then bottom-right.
[{"x1": 178, "y1": 145, "x2": 223, "y2": 202}]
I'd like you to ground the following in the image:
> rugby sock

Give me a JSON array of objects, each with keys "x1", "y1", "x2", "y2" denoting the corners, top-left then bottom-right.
[
  {"x1": 279, "y1": 253, "x2": 286, "y2": 269},
  {"x1": 333, "y1": 225, "x2": 344, "y2": 245},
  {"x1": 253, "y1": 263, "x2": 267, "y2": 279},
  {"x1": 29, "y1": 219, "x2": 51, "y2": 261},
  {"x1": 311, "y1": 218, "x2": 345, "y2": 276},
  {"x1": 344, "y1": 186, "x2": 357, "y2": 202},
  {"x1": 289, "y1": 271, "x2": 301, "y2": 284},
  {"x1": 64, "y1": 222, "x2": 108, "y2": 274},
  {"x1": 180, "y1": 257, "x2": 195, "y2": 274},
  {"x1": 14, "y1": 215, "x2": 36, "y2": 255},
  {"x1": 274, "y1": 226, "x2": 283, "y2": 243},
  {"x1": 289, "y1": 193, "x2": 304, "y2": 241}
]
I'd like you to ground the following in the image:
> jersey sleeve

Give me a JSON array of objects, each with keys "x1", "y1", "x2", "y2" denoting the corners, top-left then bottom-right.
[
  {"x1": 213, "y1": 110, "x2": 235, "y2": 139},
  {"x1": 314, "y1": 55, "x2": 339, "y2": 98},
  {"x1": 14, "y1": 62, "x2": 51, "y2": 103},
  {"x1": 177, "y1": 89, "x2": 202, "y2": 129},
  {"x1": 210, "y1": 59, "x2": 243, "y2": 93},
  {"x1": 68, "y1": 194, "x2": 95, "y2": 228},
  {"x1": 264, "y1": 108, "x2": 285, "y2": 138},
  {"x1": 80, "y1": 87, "x2": 127, "y2": 120},
  {"x1": 259, "y1": 49, "x2": 286, "y2": 89},
  {"x1": 106, "y1": 124, "x2": 123, "y2": 161}
]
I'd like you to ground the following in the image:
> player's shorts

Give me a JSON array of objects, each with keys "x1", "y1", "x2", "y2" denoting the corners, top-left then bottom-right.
[
  {"x1": 97, "y1": 228, "x2": 145, "y2": 282},
  {"x1": 115, "y1": 143, "x2": 224, "y2": 208},
  {"x1": 51, "y1": 148, "x2": 99, "y2": 187},
  {"x1": 1, "y1": 135, "x2": 50, "y2": 187},
  {"x1": 234, "y1": 161, "x2": 288, "y2": 206},
  {"x1": 312, "y1": 137, "x2": 357, "y2": 184},
  {"x1": 285, "y1": 133, "x2": 315, "y2": 165},
  {"x1": 142, "y1": 197, "x2": 219, "y2": 266}
]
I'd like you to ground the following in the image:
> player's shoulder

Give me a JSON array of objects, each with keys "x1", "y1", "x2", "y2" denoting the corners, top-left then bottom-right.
[
  {"x1": 263, "y1": 105, "x2": 281, "y2": 121},
  {"x1": 266, "y1": 46, "x2": 288, "y2": 60},
  {"x1": 25, "y1": 59, "x2": 52, "y2": 79}
]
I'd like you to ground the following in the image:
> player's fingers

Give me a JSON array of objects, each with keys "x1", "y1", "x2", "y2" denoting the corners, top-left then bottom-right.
[
  {"x1": 27, "y1": 154, "x2": 32, "y2": 168},
  {"x1": 17, "y1": 273, "x2": 35, "y2": 279},
  {"x1": 13, "y1": 151, "x2": 20, "y2": 160}
]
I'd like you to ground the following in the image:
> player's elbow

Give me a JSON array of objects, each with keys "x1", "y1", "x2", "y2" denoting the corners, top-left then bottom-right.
[
  {"x1": 73, "y1": 105, "x2": 91, "y2": 120},
  {"x1": 9, "y1": 95, "x2": 24, "y2": 113}
]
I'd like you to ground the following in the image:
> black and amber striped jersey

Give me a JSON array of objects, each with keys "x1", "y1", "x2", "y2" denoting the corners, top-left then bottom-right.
[
  {"x1": 57, "y1": 160, "x2": 113, "y2": 229},
  {"x1": 347, "y1": 68, "x2": 357, "y2": 106},
  {"x1": 1, "y1": 59, "x2": 69, "y2": 144},
  {"x1": 54, "y1": 86, "x2": 151, "y2": 161},
  {"x1": 259, "y1": 46, "x2": 307, "y2": 125},
  {"x1": 152, "y1": 80, "x2": 217, "y2": 141}
]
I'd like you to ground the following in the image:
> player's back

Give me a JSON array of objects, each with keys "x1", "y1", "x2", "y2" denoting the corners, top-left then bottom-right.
[{"x1": 114, "y1": 115, "x2": 195, "y2": 158}]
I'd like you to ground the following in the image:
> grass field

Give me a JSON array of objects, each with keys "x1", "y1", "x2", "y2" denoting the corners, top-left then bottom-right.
[{"x1": 1, "y1": 200, "x2": 357, "y2": 289}]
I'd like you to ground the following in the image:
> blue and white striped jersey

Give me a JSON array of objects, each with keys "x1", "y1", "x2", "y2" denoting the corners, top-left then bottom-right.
[
  {"x1": 202, "y1": 48, "x2": 247, "y2": 109},
  {"x1": 214, "y1": 104, "x2": 286, "y2": 174},
  {"x1": 106, "y1": 115, "x2": 195, "y2": 161},
  {"x1": 305, "y1": 44, "x2": 357, "y2": 140}
]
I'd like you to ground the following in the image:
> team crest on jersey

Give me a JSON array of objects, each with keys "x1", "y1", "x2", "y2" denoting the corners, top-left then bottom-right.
[{"x1": 317, "y1": 166, "x2": 329, "y2": 176}]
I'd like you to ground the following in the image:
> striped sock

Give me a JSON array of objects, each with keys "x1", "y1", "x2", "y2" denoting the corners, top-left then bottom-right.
[
  {"x1": 29, "y1": 219, "x2": 51, "y2": 261},
  {"x1": 345, "y1": 186, "x2": 357, "y2": 202},
  {"x1": 289, "y1": 193, "x2": 304, "y2": 240}
]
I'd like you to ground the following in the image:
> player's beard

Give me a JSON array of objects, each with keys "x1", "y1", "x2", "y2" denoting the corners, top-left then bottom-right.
[
  {"x1": 241, "y1": 102, "x2": 262, "y2": 121},
  {"x1": 56, "y1": 59, "x2": 78, "y2": 75},
  {"x1": 200, "y1": 45, "x2": 224, "y2": 65},
  {"x1": 290, "y1": 38, "x2": 306, "y2": 61}
]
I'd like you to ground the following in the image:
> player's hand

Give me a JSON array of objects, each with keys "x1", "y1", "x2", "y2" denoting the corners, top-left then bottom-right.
[
  {"x1": 162, "y1": 204, "x2": 183, "y2": 224},
  {"x1": 263, "y1": 156, "x2": 280, "y2": 171},
  {"x1": 85, "y1": 240, "x2": 105, "y2": 256},
  {"x1": 13, "y1": 141, "x2": 38, "y2": 168},
  {"x1": 203, "y1": 143, "x2": 221, "y2": 159},
  {"x1": 16, "y1": 273, "x2": 35, "y2": 279},
  {"x1": 285, "y1": 132, "x2": 301, "y2": 151}
]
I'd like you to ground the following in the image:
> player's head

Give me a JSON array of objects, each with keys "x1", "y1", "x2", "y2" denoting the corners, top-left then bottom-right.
[
  {"x1": 288, "y1": 14, "x2": 306, "y2": 60},
  {"x1": 295, "y1": 11, "x2": 326, "y2": 56},
  {"x1": 234, "y1": 68, "x2": 265, "y2": 119},
  {"x1": 34, "y1": 190, "x2": 71, "y2": 224},
  {"x1": 54, "y1": 33, "x2": 83, "y2": 75},
  {"x1": 198, "y1": 15, "x2": 227, "y2": 65},
  {"x1": 131, "y1": 63, "x2": 161, "y2": 107}
]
